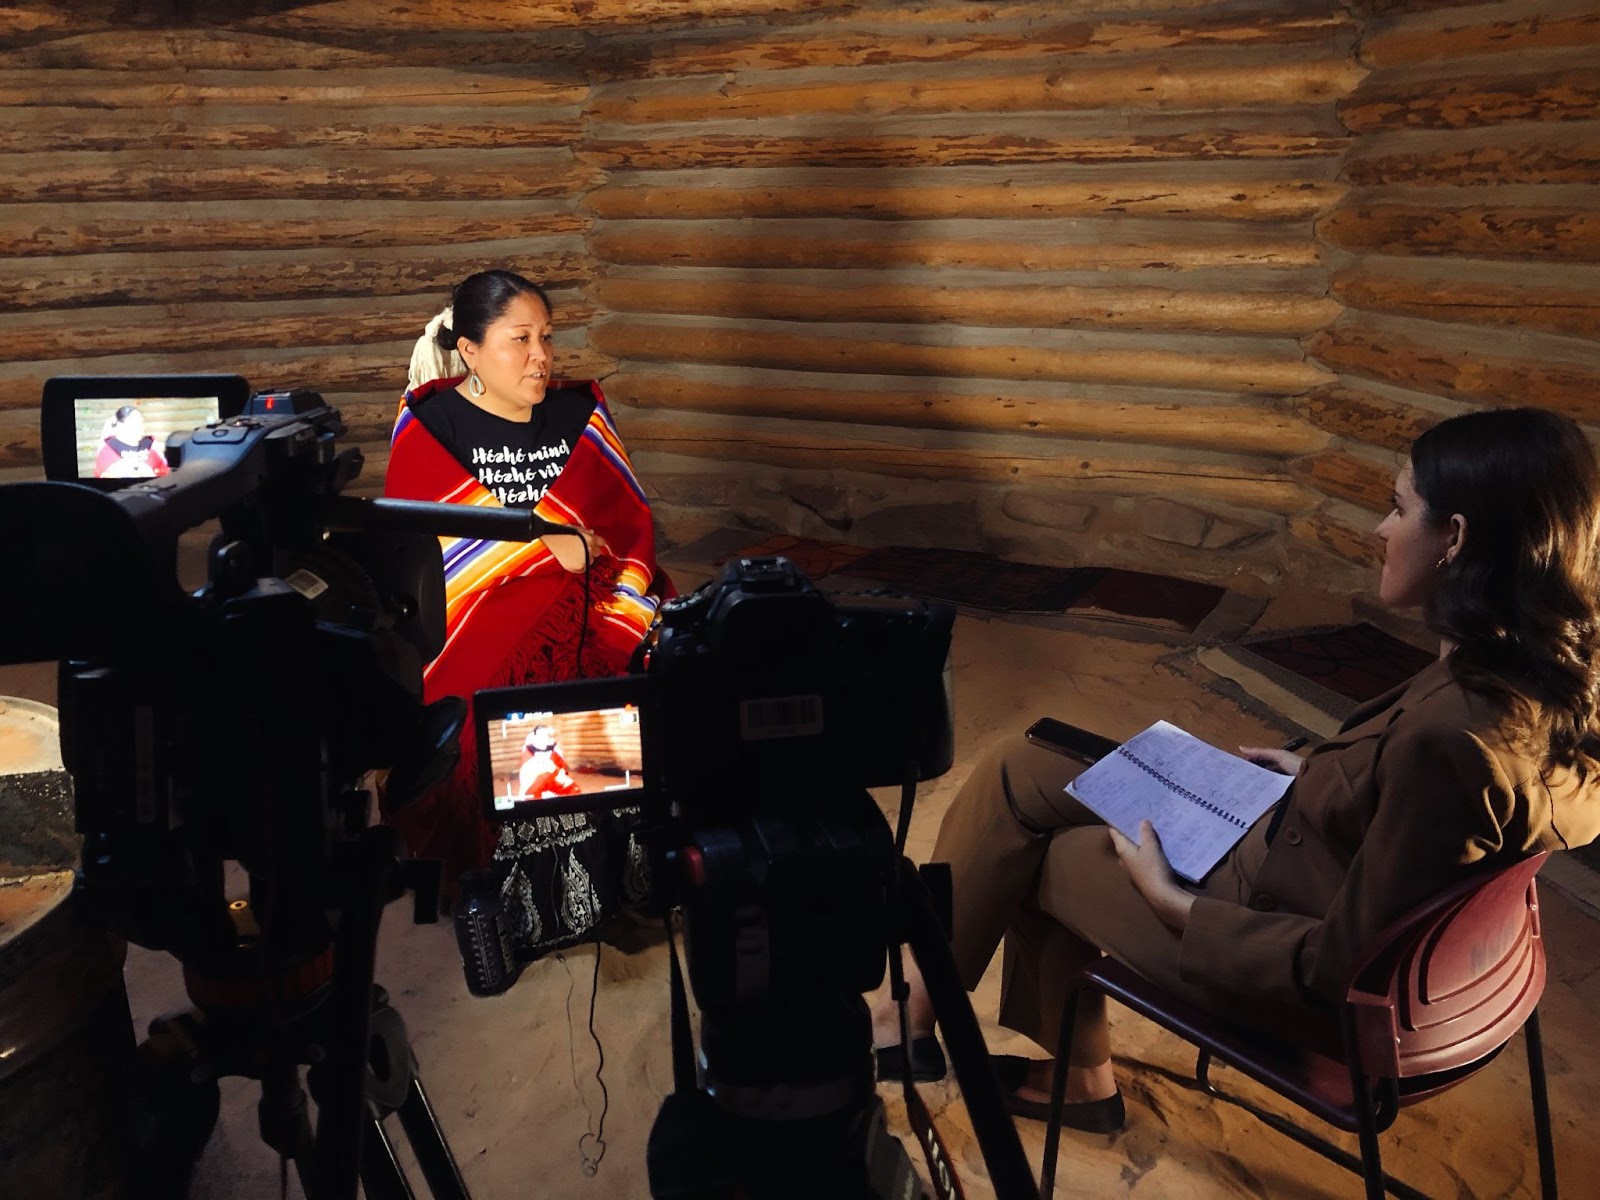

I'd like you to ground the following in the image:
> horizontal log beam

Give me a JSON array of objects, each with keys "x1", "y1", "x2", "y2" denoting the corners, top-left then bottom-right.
[
  {"x1": 1306, "y1": 319, "x2": 1600, "y2": 422},
  {"x1": 0, "y1": 115, "x2": 583, "y2": 155},
  {"x1": 1344, "y1": 129, "x2": 1600, "y2": 187},
  {"x1": 0, "y1": 8, "x2": 93, "y2": 39},
  {"x1": 1291, "y1": 383, "x2": 1437, "y2": 454},
  {"x1": 0, "y1": 155, "x2": 599, "y2": 204},
  {"x1": 1360, "y1": 6, "x2": 1600, "y2": 69},
  {"x1": 0, "y1": 29, "x2": 587, "y2": 71},
  {"x1": 1339, "y1": 69, "x2": 1600, "y2": 133},
  {"x1": 593, "y1": 277, "x2": 1339, "y2": 336},
  {"x1": 589, "y1": 226, "x2": 1320, "y2": 271},
  {"x1": 1289, "y1": 448, "x2": 1394, "y2": 512},
  {"x1": 1332, "y1": 266, "x2": 1600, "y2": 341},
  {"x1": 0, "y1": 29, "x2": 394, "y2": 71},
  {"x1": 580, "y1": 131, "x2": 1350, "y2": 172},
  {"x1": 0, "y1": 355, "x2": 411, "y2": 416},
  {"x1": 0, "y1": 68, "x2": 587, "y2": 108},
  {"x1": 585, "y1": 176, "x2": 1345, "y2": 223},
  {"x1": 588, "y1": 57, "x2": 1364, "y2": 123},
  {"x1": 619, "y1": 411, "x2": 1312, "y2": 512},
  {"x1": 1289, "y1": 510, "x2": 1382, "y2": 568},
  {"x1": 592, "y1": 318, "x2": 1331, "y2": 395},
  {"x1": 0, "y1": 248, "x2": 590, "y2": 312},
  {"x1": 605, "y1": 370, "x2": 1331, "y2": 455},
  {"x1": 242, "y1": 0, "x2": 856, "y2": 34},
  {"x1": 0, "y1": 210, "x2": 588, "y2": 259},
  {"x1": 1356, "y1": 0, "x2": 1493, "y2": 17},
  {"x1": 0, "y1": 398, "x2": 413, "y2": 472},
  {"x1": 0, "y1": 297, "x2": 601, "y2": 364},
  {"x1": 0, "y1": 408, "x2": 39, "y2": 471},
  {"x1": 0, "y1": 345, "x2": 614, "y2": 416},
  {"x1": 1318, "y1": 202, "x2": 1600, "y2": 262},
  {"x1": 598, "y1": 13, "x2": 1356, "y2": 79}
]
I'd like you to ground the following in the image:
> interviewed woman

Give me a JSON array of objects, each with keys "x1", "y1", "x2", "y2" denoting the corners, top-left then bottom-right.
[{"x1": 385, "y1": 268, "x2": 669, "y2": 957}]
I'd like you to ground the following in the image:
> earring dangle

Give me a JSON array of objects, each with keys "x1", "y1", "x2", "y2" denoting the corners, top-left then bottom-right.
[
  {"x1": 467, "y1": 371, "x2": 486, "y2": 397},
  {"x1": 1435, "y1": 554, "x2": 1449, "y2": 570}
]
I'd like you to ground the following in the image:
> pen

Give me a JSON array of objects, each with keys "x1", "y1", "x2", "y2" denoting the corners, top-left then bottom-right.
[{"x1": 1280, "y1": 736, "x2": 1309, "y2": 752}]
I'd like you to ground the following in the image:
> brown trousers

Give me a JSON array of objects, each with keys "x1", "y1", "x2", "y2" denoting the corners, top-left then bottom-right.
[{"x1": 931, "y1": 734, "x2": 1257, "y2": 1066}]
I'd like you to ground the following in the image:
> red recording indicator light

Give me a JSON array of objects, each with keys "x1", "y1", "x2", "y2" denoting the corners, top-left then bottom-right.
[{"x1": 682, "y1": 845, "x2": 707, "y2": 889}]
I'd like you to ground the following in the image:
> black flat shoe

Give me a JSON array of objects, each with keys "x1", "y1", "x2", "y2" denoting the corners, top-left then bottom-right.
[
  {"x1": 991, "y1": 1053, "x2": 1044, "y2": 1091},
  {"x1": 1003, "y1": 1085, "x2": 1125, "y2": 1134},
  {"x1": 875, "y1": 1035, "x2": 947, "y2": 1083}
]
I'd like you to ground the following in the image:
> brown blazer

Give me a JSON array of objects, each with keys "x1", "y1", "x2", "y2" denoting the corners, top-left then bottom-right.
[{"x1": 1178, "y1": 657, "x2": 1600, "y2": 1010}]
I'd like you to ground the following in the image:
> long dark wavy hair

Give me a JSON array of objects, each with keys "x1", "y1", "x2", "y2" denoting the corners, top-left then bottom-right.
[{"x1": 1411, "y1": 407, "x2": 1600, "y2": 770}]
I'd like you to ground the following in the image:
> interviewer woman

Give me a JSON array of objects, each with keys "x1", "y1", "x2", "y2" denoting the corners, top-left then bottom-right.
[{"x1": 876, "y1": 407, "x2": 1600, "y2": 1132}]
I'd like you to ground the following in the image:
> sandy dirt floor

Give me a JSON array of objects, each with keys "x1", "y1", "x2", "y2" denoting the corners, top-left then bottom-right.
[{"x1": 89, "y1": 606, "x2": 1599, "y2": 1199}]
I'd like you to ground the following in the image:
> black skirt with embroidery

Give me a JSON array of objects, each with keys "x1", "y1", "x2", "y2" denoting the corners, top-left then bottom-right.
[{"x1": 491, "y1": 806, "x2": 650, "y2": 959}]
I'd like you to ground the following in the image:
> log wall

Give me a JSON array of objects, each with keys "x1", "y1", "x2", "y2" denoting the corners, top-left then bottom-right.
[
  {"x1": 1304, "y1": 0, "x2": 1600, "y2": 575},
  {"x1": 2, "y1": 0, "x2": 1595, "y2": 601}
]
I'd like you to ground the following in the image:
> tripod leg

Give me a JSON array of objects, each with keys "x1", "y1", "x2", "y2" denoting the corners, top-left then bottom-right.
[
  {"x1": 127, "y1": 1018, "x2": 222, "y2": 1200},
  {"x1": 896, "y1": 858, "x2": 1039, "y2": 1200},
  {"x1": 367, "y1": 990, "x2": 472, "y2": 1200},
  {"x1": 396, "y1": 1078, "x2": 473, "y2": 1200},
  {"x1": 313, "y1": 826, "x2": 411, "y2": 1200},
  {"x1": 361, "y1": 1103, "x2": 418, "y2": 1200}
]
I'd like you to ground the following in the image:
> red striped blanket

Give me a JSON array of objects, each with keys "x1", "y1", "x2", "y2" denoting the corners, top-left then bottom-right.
[{"x1": 383, "y1": 376, "x2": 668, "y2": 882}]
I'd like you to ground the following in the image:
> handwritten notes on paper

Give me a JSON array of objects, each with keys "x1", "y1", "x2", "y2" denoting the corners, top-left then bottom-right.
[{"x1": 1065, "y1": 720, "x2": 1293, "y2": 883}]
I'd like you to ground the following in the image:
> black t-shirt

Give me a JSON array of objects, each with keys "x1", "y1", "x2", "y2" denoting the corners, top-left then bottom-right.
[{"x1": 413, "y1": 384, "x2": 596, "y2": 508}]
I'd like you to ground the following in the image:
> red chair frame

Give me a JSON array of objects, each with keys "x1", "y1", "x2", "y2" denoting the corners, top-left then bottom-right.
[{"x1": 1040, "y1": 851, "x2": 1557, "y2": 1200}]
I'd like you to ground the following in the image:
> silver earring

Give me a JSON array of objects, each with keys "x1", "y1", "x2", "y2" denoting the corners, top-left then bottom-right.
[
  {"x1": 467, "y1": 371, "x2": 485, "y2": 397},
  {"x1": 1435, "y1": 554, "x2": 1449, "y2": 570}
]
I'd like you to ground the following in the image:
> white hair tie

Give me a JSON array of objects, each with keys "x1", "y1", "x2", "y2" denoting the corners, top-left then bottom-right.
[{"x1": 407, "y1": 305, "x2": 466, "y2": 391}]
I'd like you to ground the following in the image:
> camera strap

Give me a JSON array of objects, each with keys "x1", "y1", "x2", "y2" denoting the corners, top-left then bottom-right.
[
  {"x1": 888, "y1": 933, "x2": 966, "y2": 1200},
  {"x1": 902, "y1": 1080, "x2": 965, "y2": 1200},
  {"x1": 664, "y1": 912, "x2": 698, "y2": 1094}
]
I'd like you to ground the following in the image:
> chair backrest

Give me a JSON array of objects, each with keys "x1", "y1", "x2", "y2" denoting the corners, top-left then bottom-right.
[{"x1": 1345, "y1": 851, "x2": 1548, "y2": 1080}]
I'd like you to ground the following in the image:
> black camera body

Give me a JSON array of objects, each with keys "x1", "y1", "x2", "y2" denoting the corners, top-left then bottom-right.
[
  {"x1": 2, "y1": 377, "x2": 509, "y2": 957},
  {"x1": 646, "y1": 555, "x2": 955, "y2": 823},
  {"x1": 2, "y1": 375, "x2": 523, "y2": 1199},
  {"x1": 474, "y1": 555, "x2": 954, "y2": 829}
]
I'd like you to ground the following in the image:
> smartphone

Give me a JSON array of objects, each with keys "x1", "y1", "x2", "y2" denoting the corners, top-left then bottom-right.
[{"x1": 1024, "y1": 718, "x2": 1119, "y2": 766}]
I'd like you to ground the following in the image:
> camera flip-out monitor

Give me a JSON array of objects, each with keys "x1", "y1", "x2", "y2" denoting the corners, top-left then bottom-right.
[
  {"x1": 474, "y1": 675, "x2": 652, "y2": 822},
  {"x1": 41, "y1": 374, "x2": 252, "y2": 487}
]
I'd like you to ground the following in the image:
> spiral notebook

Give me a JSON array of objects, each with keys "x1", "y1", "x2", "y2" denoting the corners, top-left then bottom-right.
[{"x1": 1065, "y1": 720, "x2": 1293, "y2": 883}]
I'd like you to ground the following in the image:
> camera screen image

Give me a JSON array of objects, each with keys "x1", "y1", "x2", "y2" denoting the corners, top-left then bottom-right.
[
  {"x1": 477, "y1": 676, "x2": 650, "y2": 821},
  {"x1": 75, "y1": 395, "x2": 219, "y2": 481},
  {"x1": 41, "y1": 374, "x2": 252, "y2": 486}
]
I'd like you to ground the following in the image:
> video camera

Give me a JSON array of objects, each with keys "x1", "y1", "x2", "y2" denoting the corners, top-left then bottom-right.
[
  {"x1": 476, "y1": 555, "x2": 954, "y2": 825},
  {"x1": 0, "y1": 374, "x2": 548, "y2": 1199},
  {"x1": 471, "y1": 549, "x2": 961, "y2": 1195}
]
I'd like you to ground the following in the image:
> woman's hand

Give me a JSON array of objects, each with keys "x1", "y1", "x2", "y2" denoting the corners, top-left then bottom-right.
[
  {"x1": 1238, "y1": 746, "x2": 1306, "y2": 776},
  {"x1": 546, "y1": 526, "x2": 610, "y2": 573},
  {"x1": 1108, "y1": 820, "x2": 1195, "y2": 932}
]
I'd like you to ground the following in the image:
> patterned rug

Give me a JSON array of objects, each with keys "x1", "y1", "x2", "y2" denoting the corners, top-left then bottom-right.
[
  {"x1": 714, "y1": 535, "x2": 1230, "y2": 632},
  {"x1": 1236, "y1": 623, "x2": 1435, "y2": 705},
  {"x1": 1192, "y1": 621, "x2": 1437, "y2": 738}
]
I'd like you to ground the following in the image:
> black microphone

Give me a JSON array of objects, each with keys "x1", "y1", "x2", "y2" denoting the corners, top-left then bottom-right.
[{"x1": 321, "y1": 495, "x2": 581, "y2": 543}]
